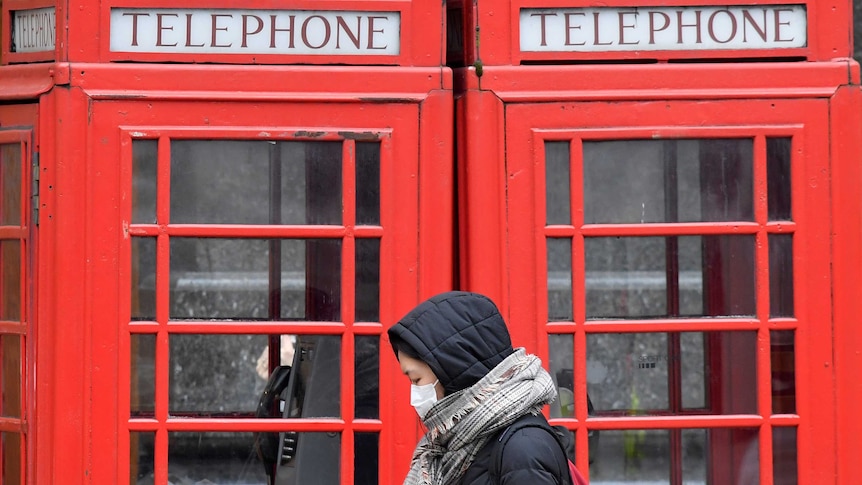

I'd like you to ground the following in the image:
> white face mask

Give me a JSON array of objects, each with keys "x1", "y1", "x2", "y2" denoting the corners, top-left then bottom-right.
[{"x1": 410, "y1": 379, "x2": 439, "y2": 419}]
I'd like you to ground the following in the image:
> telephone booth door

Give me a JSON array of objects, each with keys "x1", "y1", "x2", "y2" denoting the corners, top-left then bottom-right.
[
  {"x1": 0, "y1": 103, "x2": 37, "y2": 485},
  {"x1": 78, "y1": 78, "x2": 452, "y2": 485},
  {"x1": 503, "y1": 97, "x2": 833, "y2": 484}
]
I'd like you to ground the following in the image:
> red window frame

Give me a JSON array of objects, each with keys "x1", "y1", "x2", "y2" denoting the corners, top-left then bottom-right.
[
  {"x1": 503, "y1": 98, "x2": 834, "y2": 484},
  {"x1": 77, "y1": 89, "x2": 453, "y2": 484},
  {"x1": 0, "y1": 119, "x2": 35, "y2": 485}
]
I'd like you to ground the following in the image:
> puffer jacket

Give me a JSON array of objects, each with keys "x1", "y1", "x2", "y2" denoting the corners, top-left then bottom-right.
[
  {"x1": 388, "y1": 291, "x2": 571, "y2": 485},
  {"x1": 460, "y1": 420, "x2": 571, "y2": 485}
]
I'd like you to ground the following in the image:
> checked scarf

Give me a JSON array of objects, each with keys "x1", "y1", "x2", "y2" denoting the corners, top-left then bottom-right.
[{"x1": 402, "y1": 348, "x2": 558, "y2": 485}]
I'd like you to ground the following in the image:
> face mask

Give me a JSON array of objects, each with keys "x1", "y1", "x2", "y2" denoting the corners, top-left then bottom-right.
[{"x1": 410, "y1": 379, "x2": 439, "y2": 419}]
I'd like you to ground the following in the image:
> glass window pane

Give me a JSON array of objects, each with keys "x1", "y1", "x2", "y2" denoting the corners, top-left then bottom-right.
[
  {"x1": 355, "y1": 238, "x2": 379, "y2": 322},
  {"x1": 548, "y1": 238, "x2": 572, "y2": 321},
  {"x1": 545, "y1": 141, "x2": 570, "y2": 225},
  {"x1": 586, "y1": 331, "x2": 756, "y2": 414},
  {"x1": 771, "y1": 330, "x2": 796, "y2": 414},
  {"x1": 2, "y1": 431, "x2": 22, "y2": 485},
  {"x1": 588, "y1": 332, "x2": 669, "y2": 411},
  {"x1": 169, "y1": 238, "x2": 341, "y2": 321},
  {"x1": 773, "y1": 427, "x2": 798, "y2": 484},
  {"x1": 354, "y1": 432, "x2": 378, "y2": 485},
  {"x1": 681, "y1": 429, "x2": 706, "y2": 483},
  {"x1": 168, "y1": 432, "x2": 269, "y2": 484},
  {"x1": 1, "y1": 143, "x2": 22, "y2": 227},
  {"x1": 583, "y1": 138, "x2": 753, "y2": 223},
  {"x1": 170, "y1": 140, "x2": 342, "y2": 225},
  {"x1": 356, "y1": 142, "x2": 380, "y2": 225},
  {"x1": 767, "y1": 137, "x2": 792, "y2": 221},
  {"x1": 585, "y1": 235, "x2": 754, "y2": 319},
  {"x1": 132, "y1": 140, "x2": 157, "y2": 225},
  {"x1": 701, "y1": 235, "x2": 756, "y2": 316},
  {"x1": 769, "y1": 234, "x2": 794, "y2": 317},
  {"x1": 130, "y1": 431, "x2": 154, "y2": 485},
  {"x1": 355, "y1": 336, "x2": 379, "y2": 419},
  {"x1": 170, "y1": 334, "x2": 340, "y2": 417},
  {"x1": 1, "y1": 335, "x2": 22, "y2": 418},
  {"x1": 548, "y1": 334, "x2": 574, "y2": 418},
  {"x1": 131, "y1": 237, "x2": 156, "y2": 321},
  {"x1": 585, "y1": 236, "x2": 667, "y2": 318},
  {"x1": 130, "y1": 334, "x2": 155, "y2": 418},
  {"x1": 1, "y1": 240, "x2": 20, "y2": 322},
  {"x1": 589, "y1": 428, "x2": 757, "y2": 484},
  {"x1": 680, "y1": 332, "x2": 705, "y2": 409}
]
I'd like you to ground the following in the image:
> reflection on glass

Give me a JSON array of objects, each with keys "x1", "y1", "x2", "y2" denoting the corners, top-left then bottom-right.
[
  {"x1": 170, "y1": 333, "x2": 270, "y2": 415},
  {"x1": 586, "y1": 331, "x2": 756, "y2": 414},
  {"x1": 132, "y1": 140, "x2": 157, "y2": 225},
  {"x1": 680, "y1": 332, "x2": 705, "y2": 409},
  {"x1": 130, "y1": 334, "x2": 155, "y2": 417},
  {"x1": 767, "y1": 137, "x2": 792, "y2": 221},
  {"x1": 1, "y1": 335, "x2": 21, "y2": 418},
  {"x1": 131, "y1": 237, "x2": 156, "y2": 321},
  {"x1": 585, "y1": 236, "x2": 666, "y2": 318},
  {"x1": 2, "y1": 432, "x2": 21, "y2": 485},
  {"x1": 584, "y1": 235, "x2": 754, "y2": 318},
  {"x1": 773, "y1": 427, "x2": 798, "y2": 484},
  {"x1": 169, "y1": 334, "x2": 340, "y2": 418},
  {"x1": 734, "y1": 428, "x2": 762, "y2": 484},
  {"x1": 1, "y1": 240, "x2": 20, "y2": 322},
  {"x1": 355, "y1": 433, "x2": 379, "y2": 485},
  {"x1": 547, "y1": 238, "x2": 573, "y2": 321},
  {"x1": 355, "y1": 336, "x2": 379, "y2": 419},
  {"x1": 356, "y1": 142, "x2": 381, "y2": 225},
  {"x1": 130, "y1": 432, "x2": 155, "y2": 485},
  {"x1": 589, "y1": 429, "x2": 669, "y2": 482},
  {"x1": 771, "y1": 331, "x2": 796, "y2": 414},
  {"x1": 355, "y1": 239, "x2": 380, "y2": 322},
  {"x1": 168, "y1": 238, "x2": 341, "y2": 321},
  {"x1": 170, "y1": 140, "x2": 342, "y2": 225},
  {"x1": 769, "y1": 235, "x2": 794, "y2": 317},
  {"x1": 587, "y1": 333, "x2": 669, "y2": 412},
  {"x1": 548, "y1": 334, "x2": 574, "y2": 418},
  {"x1": 681, "y1": 429, "x2": 707, "y2": 484},
  {"x1": 545, "y1": 141, "x2": 571, "y2": 225},
  {"x1": 588, "y1": 428, "x2": 757, "y2": 484},
  {"x1": 583, "y1": 138, "x2": 753, "y2": 224},
  {"x1": 168, "y1": 432, "x2": 268, "y2": 484},
  {"x1": 1, "y1": 143, "x2": 22, "y2": 227}
]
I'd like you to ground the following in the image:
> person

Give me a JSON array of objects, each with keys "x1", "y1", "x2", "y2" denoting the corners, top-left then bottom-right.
[{"x1": 387, "y1": 291, "x2": 574, "y2": 485}]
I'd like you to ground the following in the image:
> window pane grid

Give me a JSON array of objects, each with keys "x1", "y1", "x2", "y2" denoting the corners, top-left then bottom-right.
[
  {"x1": 543, "y1": 132, "x2": 798, "y2": 483},
  {"x1": 128, "y1": 133, "x2": 383, "y2": 485},
  {"x1": 0, "y1": 137, "x2": 29, "y2": 485}
]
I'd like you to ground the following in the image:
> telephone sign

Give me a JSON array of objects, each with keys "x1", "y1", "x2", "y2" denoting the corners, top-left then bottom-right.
[
  {"x1": 520, "y1": 5, "x2": 807, "y2": 52},
  {"x1": 110, "y1": 8, "x2": 401, "y2": 55},
  {"x1": 12, "y1": 7, "x2": 56, "y2": 53}
]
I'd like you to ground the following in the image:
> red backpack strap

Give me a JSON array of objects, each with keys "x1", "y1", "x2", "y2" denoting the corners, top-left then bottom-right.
[{"x1": 568, "y1": 459, "x2": 589, "y2": 485}]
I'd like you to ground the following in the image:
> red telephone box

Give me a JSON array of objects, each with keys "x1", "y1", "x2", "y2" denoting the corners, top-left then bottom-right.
[
  {"x1": 453, "y1": 0, "x2": 862, "y2": 483},
  {"x1": 2, "y1": 0, "x2": 455, "y2": 481}
]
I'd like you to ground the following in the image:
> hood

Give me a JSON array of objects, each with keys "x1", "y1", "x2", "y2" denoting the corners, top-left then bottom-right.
[{"x1": 387, "y1": 291, "x2": 514, "y2": 395}]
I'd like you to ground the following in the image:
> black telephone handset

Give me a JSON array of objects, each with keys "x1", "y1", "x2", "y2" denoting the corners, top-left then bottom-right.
[{"x1": 253, "y1": 365, "x2": 296, "y2": 484}]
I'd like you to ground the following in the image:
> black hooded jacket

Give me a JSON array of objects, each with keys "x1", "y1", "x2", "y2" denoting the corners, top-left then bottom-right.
[{"x1": 388, "y1": 291, "x2": 571, "y2": 485}]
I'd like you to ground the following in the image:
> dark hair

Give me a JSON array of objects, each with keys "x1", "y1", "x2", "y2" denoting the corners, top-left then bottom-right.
[{"x1": 389, "y1": 334, "x2": 421, "y2": 361}]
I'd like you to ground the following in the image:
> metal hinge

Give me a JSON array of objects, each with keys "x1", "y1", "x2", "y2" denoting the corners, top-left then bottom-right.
[{"x1": 31, "y1": 152, "x2": 39, "y2": 226}]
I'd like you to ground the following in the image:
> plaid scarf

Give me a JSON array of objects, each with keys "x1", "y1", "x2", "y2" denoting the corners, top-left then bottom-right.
[{"x1": 402, "y1": 348, "x2": 558, "y2": 485}]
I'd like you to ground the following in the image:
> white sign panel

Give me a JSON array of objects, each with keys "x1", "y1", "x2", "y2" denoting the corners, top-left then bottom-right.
[
  {"x1": 521, "y1": 5, "x2": 807, "y2": 52},
  {"x1": 111, "y1": 8, "x2": 400, "y2": 55},
  {"x1": 13, "y1": 7, "x2": 56, "y2": 53}
]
